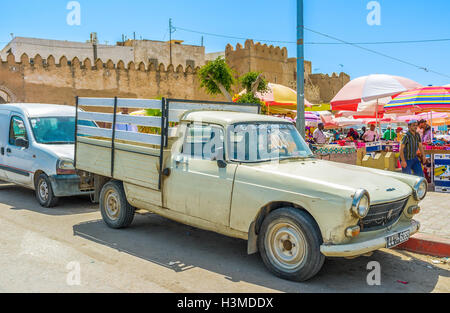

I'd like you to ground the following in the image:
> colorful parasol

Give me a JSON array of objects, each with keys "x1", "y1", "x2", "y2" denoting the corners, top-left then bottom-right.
[
  {"x1": 335, "y1": 98, "x2": 388, "y2": 119},
  {"x1": 237, "y1": 83, "x2": 314, "y2": 114},
  {"x1": 385, "y1": 86, "x2": 450, "y2": 113},
  {"x1": 331, "y1": 74, "x2": 422, "y2": 111}
]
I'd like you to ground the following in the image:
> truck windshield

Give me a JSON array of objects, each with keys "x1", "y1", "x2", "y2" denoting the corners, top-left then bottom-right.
[
  {"x1": 30, "y1": 117, "x2": 95, "y2": 145},
  {"x1": 228, "y1": 123, "x2": 314, "y2": 163}
]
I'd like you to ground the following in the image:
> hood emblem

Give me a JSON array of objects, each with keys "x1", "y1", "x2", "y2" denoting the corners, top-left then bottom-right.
[{"x1": 386, "y1": 188, "x2": 396, "y2": 192}]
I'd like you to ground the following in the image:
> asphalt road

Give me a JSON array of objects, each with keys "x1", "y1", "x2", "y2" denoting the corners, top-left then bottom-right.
[{"x1": 0, "y1": 181, "x2": 448, "y2": 293}]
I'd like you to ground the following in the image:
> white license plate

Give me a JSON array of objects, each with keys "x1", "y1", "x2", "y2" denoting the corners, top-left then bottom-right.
[{"x1": 386, "y1": 230, "x2": 410, "y2": 249}]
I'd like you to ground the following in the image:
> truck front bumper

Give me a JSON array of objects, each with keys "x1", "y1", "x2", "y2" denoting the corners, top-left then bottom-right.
[
  {"x1": 48, "y1": 175, "x2": 94, "y2": 198},
  {"x1": 320, "y1": 219, "x2": 420, "y2": 257}
]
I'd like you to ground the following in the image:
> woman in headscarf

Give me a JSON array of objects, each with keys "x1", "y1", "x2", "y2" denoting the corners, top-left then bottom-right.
[{"x1": 347, "y1": 128, "x2": 360, "y2": 141}]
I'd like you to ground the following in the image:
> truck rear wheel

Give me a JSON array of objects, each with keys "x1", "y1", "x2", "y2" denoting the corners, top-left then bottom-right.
[
  {"x1": 99, "y1": 181, "x2": 135, "y2": 229},
  {"x1": 35, "y1": 173, "x2": 59, "y2": 208},
  {"x1": 258, "y1": 207, "x2": 325, "y2": 282}
]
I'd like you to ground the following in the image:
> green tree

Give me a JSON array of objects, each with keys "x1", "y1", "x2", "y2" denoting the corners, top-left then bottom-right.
[
  {"x1": 198, "y1": 57, "x2": 235, "y2": 102},
  {"x1": 239, "y1": 71, "x2": 269, "y2": 95},
  {"x1": 235, "y1": 71, "x2": 269, "y2": 114}
]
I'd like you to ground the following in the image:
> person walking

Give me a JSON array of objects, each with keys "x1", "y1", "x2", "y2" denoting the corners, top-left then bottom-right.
[{"x1": 399, "y1": 120, "x2": 426, "y2": 177}]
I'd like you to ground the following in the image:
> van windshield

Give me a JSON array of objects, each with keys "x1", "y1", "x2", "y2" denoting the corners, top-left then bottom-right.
[{"x1": 30, "y1": 117, "x2": 95, "y2": 145}]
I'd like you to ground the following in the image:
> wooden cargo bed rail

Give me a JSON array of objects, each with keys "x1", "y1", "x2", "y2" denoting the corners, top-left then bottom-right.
[{"x1": 75, "y1": 97, "x2": 260, "y2": 190}]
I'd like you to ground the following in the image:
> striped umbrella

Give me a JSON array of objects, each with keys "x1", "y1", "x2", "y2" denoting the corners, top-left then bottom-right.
[
  {"x1": 331, "y1": 74, "x2": 422, "y2": 111},
  {"x1": 385, "y1": 86, "x2": 450, "y2": 113}
]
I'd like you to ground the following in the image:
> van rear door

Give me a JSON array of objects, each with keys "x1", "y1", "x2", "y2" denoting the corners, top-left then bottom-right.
[{"x1": 0, "y1": 110, "x2": 9, "y2": 180}]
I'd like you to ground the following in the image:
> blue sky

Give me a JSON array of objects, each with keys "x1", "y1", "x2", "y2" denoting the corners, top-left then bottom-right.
[{"x1": 1, "y1": 0, "x2": 449, "y2": 86}]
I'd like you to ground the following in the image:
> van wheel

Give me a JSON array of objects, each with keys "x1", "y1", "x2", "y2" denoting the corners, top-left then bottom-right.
[
  {"x1": 35, "y1": 174, "x2": 59, "y2": 208},
  {"x1": 100, "y1": 181, "x2": 135, "y2": 229},
  {"x1": 258, "y1": 208, "x2": 325, "y2": 282}
]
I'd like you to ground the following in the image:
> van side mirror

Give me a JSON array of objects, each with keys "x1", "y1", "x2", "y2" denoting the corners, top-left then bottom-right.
[{"x1": 15, "y1": 137, "x2": 29, "y2": 148}]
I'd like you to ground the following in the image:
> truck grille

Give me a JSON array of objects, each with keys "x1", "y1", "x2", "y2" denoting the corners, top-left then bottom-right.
[{"x1": 360, "y1": 198, "x2": 409, "y2": 232}]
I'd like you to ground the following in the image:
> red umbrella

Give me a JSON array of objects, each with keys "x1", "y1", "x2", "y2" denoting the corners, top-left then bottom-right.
[{"x1": 331, "y1": 74, "x2": 422, "y2": 111}]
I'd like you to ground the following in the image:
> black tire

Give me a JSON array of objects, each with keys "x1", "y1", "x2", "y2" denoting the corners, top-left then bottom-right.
[
  {"x1": 99, "y1": 181, "x2": 135, "y2": 229},
  {"x1": 35, "y1": 173, "x2": 59, "y2": 208},
  {"x1": 258, "y1": 207, "x2": 325, "y2": 282}
]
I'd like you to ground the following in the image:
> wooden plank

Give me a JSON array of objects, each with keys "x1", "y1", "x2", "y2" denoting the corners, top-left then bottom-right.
[
  {"x1": 78, "y1": 98, "x2": 162, "y2": 109},
  {"x1": 78, "y1": 125, "x2": 112, "y2": 138},
  {"x1": 77, "y1": 136, "x2": 112, "y2": 148},
  {"x1": 115, "y1": 130, "x2": 161, "y2": 145},
  {"x1": 114, "y1": 150, "x2": 160, "y2": 190},
  {"x1": 75, "y1": 142, "x2": 111, "y2": 176},
  {"x1": 77, "y1": 136, "x2": 168, "y2": 156},
  {"x1": 117, "y1": 98, "x2": 162, "y2": 109},
  {"x1": 168, "y1": 109, "x2": 187, "y2": 123},
  {"x1": 116, "y1": 115, "x2": 161, "y2": 127},
  {"x1": 78, "y1": 112, "x2": 113, "y2": 124},
  {"x1": 78, "y1": 111, "x2": 162, "y2": 127}
]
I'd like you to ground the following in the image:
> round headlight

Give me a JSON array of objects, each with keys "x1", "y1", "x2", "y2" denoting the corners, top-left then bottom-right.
[
  {"x1": 414, "y1": 179, "x2": 427, "y2": 200},
  {"x1": 358, "y1": 194, "x2": 370, "y2": 218},
  {"x1": 351, "y1": 189, "x2": 371, "y2": 219}
]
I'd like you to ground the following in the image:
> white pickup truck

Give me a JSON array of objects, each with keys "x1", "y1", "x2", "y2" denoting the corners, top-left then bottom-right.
[{"x1": 75, "y1": 97, "x2": 425, "y2": 281}]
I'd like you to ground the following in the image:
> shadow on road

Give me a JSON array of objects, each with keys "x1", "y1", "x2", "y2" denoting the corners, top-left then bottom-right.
[
  {"x1": 0, "y1": 183, "x2": 97, "y2": 216},
  {"x1": 73, "y1": 213, "x2": 449, "y2": 293}
]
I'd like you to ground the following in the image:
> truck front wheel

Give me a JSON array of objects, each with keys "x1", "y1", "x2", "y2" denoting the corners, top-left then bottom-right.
[
  {"x1": 258, "y1": 207, "x2": 325, "y2": 282},
  {"x1": 99, "y1": 181, "x2": 135, "y2": 229}
]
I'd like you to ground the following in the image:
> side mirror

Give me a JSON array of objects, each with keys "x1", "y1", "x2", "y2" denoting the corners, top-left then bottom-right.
[
  {"x1": 217, "y1": 160, "x2": 228, "y2": 169},
  {"x1": 15, "y1": 137, "x2": 29, "y2": 148}
]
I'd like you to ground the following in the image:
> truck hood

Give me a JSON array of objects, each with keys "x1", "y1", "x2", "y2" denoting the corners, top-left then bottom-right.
[
  {"x1": 247, "y1": 159, "x2": 412, "y2": 203},
  {"x1": 36, "y1": 144, "x2": 74, "y2": 160}
]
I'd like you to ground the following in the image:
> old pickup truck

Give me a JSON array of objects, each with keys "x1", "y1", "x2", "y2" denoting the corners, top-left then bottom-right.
[{"x1": 75, "y1": 97, "x2": 426, "y2": 282}]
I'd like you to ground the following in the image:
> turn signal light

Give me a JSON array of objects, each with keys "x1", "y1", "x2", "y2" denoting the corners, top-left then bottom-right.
[
  {"x1": 346, "y1": 226, "x2": 361, "y2": 238},
  {"x1": 407, "y1": 206, "x2": 421, "y2": 215}
]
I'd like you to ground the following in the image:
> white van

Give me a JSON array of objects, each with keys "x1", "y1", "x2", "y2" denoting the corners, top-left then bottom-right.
[{"x1": 0, "y1": 103, "x2": 94, "y2": 207}]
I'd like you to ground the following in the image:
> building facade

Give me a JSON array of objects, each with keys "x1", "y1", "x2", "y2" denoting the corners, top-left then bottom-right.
[{"x1": 0, "y1": 36, "x2": 350, "y2": 105}]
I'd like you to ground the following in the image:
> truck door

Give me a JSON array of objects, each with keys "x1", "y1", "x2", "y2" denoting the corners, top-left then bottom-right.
[
  {"x1": 0, "y1": 110, "x2": 9, "y2": 180},
  {"x1": 4, "y1": 114, "x2": 34, "y2": 186},
  {"x1": 165, "y1": 123, "x2": 237, "y2": 227}
]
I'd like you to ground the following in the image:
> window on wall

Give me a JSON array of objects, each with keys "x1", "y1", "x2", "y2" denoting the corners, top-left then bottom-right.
[
  {"x1": 9, "y1": 116, "x2": 28, "y2": 146},
  {"x1": 186, "y1": 60, "x2": 195, "y2": 69}
]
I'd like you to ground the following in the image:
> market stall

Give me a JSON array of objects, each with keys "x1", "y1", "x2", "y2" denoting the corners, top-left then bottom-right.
[{"x1": 385, "y1": 86, "x2": 450, "y2": 192}]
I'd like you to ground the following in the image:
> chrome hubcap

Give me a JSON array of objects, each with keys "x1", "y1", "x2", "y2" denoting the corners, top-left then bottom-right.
[
  {"x1": 265, "y1": 221, "x2": 307, "y2": 272},
  {"x1": 39, "y1": 180, "x2": 49, "y2": 201},
  {"x1": 105, "y1": 190, "x2": 120, "y2": 221}
]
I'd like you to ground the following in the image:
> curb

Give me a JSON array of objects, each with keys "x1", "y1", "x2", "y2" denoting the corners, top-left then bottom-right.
[{"x1": 395, "y1": 233, "x2": 450, "y2": 258}]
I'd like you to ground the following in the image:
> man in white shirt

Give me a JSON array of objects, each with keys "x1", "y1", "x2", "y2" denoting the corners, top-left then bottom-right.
[
  {"x1": 313, "y1": 123, "x2": 327, "y2": 144},
  {"x1": 362, "y1": 124, "x2": 380, "y2": 142}
]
